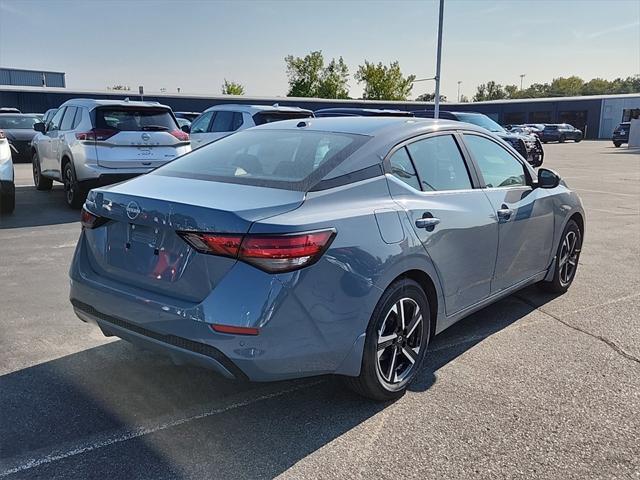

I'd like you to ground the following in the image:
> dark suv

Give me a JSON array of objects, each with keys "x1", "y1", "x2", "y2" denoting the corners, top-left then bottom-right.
[
  {"x1": 541, "y1": 124, "x2": 583, "y2": 143},
  {"x1": 612, "y1": 122, "x2": 630, "y2": 147},
  {"x1": 412, "y1": 110, "x2": 544, "y2": 167}
]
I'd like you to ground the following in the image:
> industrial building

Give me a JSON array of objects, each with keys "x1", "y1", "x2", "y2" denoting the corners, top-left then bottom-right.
[
  {"x1": 0, "y1": 83, "x2": 637, "y2": 139},
  {"x1": 0, "y1": 68, "x2": 66, "y2": 88}
]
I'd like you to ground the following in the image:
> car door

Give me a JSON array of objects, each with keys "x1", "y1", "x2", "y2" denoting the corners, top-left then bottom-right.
[
  {"x1": 462, "y1": 133, "x2": 555, "y2": 293},
  {"x1": 39, "y1": 107, "x2": 66, "y2": 174},
  {"x1": 55, "y1": 106, "x2": 77, "y2": 175},
  {"x1": 188, "y1": 110, "x2": 215, "y2": 149},
  {"x1": 386, "y1": 133, "x2": 499, "y2": 316}
]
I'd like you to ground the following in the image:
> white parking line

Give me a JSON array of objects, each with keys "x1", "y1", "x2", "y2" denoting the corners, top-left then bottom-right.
[{"x1": 0, "y1": 380, "x2": 323, "y2": 477}]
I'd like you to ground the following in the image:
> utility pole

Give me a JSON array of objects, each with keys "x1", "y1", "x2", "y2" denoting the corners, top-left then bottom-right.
[
  {"x1": 433, "y1": 0, "x2": 445, "y2": 118},
  {"x1": 520, "y1": 73, "x2": 526, "y2": 90},
  {"x1": 457, "y1": 80, "x2": 462, "y2": 102}
]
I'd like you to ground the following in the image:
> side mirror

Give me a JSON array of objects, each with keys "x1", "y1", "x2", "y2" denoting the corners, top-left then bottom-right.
[
  {"x1": 537, "y1": 168, "x2": 560, "y2": 189},
  {"x1": 33, "y1": 122, "x2": 46, "y2": 133},
  {"x1": 180, "y1": 124, "x2": 191, "y2": 134}
]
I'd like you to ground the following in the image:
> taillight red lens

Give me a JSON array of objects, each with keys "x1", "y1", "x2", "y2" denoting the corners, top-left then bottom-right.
[
  {"x1": 178, "y1": 229, "x2": 336, "y2": 273},
  {"x1": 170, "y1": 129, "x2": 189, "y2": 141},
  {"x1": 211, "y1": 324, "x2": 260, "y2": 335},
  {"x1": 76, "y1": 129, "x2": 117, "y2": 141},
  {"x1": 80, "y1": 207, "x2": 108, "y2": 229}
]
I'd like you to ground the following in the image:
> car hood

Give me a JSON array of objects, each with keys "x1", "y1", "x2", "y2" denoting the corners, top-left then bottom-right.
[{"x1": 3, "y1": 129, "x2": 38, "y2": 142}]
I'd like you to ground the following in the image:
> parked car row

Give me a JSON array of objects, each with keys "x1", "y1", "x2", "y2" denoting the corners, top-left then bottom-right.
[
  {"x1": 5, "y1": 100, "x2": 598, "y2": 214},
  {"x1": 506, "y1": 123, "x2": 583, "y2": 143}
]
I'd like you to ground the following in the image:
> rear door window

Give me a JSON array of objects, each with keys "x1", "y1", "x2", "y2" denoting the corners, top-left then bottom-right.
[
  {"x1": 155, "y1": 129, "x2": 368, "y2": 191},
  {"x1": 94, "y1": 107, "x2": 177, "y2": 131},
  {"x1": 389, "y1": 147, "x2": 421, "y2": 190},
  {"x1": 210, "y1": 111, "x2": 234, "y2": 132},
  {"x1": 407, "y1": 135, "x2": 472, "y2": 191},
  {"x1": 60, "y1": 107, "x2": 77, "y2": 131}
]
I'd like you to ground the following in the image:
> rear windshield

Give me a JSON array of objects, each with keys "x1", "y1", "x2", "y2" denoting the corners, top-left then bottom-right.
[
  {"x1": 0, "y1": 115, "x2": 40, "y2": 129},
  {"x1": 252, "y1": 111, "x2": 313, "y2": 126},
  {"x1": 154, "y1": 129, "x2": 368, "y2": 191},
  {"x1": 93, "y1": 107, "x2": 177, "y2": 132}
]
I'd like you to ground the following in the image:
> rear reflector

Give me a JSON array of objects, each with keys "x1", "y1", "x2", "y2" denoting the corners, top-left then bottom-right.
[
  {"x1": 80, "y1": 207, "x2": 108, "y2": 229},
  {"x1": 178, "y1": 229, "x2": 336, "y2": 273},
  {"x1": 211, "y1": 324, "x2": 259, "y2": 336}
]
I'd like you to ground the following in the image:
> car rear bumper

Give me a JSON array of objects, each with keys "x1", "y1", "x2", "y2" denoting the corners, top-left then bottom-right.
[{"x1": 69, "y1": 232, "x2": 372, "y2": 382}]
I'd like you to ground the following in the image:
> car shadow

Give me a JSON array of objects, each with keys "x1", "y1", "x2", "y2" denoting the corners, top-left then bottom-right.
[
  {"x1": 601, "y1": 146, "x2": 640, "y2": 155},
  {"x1": 0, "y1": 289, "x2": 555, "y2": 479},
  {"x1": 0, "y1": 185, "x2": 79, "y2": 229}
]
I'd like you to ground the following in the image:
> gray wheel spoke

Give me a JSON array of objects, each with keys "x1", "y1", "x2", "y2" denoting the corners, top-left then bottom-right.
[
  {"x1": 399, "y1": 300, "x2": 406, "y2": 330},
  {"x1": 377, "y1": 333, "x2": 397, "y2": 353},
  {"x1": 406, "y1": 312, "x2": 422, "y2": 338},
  {"x1": 401, "y1": 346, "x2": 418, "y2": 364},
  {"x1": 387, "y1": 346, "x2": 398, "y2": 382}
]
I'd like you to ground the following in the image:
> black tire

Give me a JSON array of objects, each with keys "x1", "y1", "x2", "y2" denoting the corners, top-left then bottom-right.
[
  {"x1": 344, "y1": 278, "x2": 431, "y2": 401},
  {"x1": 32, "y1": 152, "x2": 52, "y2": 191},
  {"x1": 613, "y1": 142, "x2": 622, "y2": 148},
  {"x1": 0, "y1": 183, "x2": 15, "y2": 214},
  {"x1": 574, "y1": 136, "x2": 582, "y2": 143},
  {"x1": 539, "y1": 219, "x2": 582, "y2": 294},
  {"x1": 559, "y1": 135, "x2": 566, "y2": 143},
  {"x1": 62, "y1": 161, "x2": 85, "y2": 209}
]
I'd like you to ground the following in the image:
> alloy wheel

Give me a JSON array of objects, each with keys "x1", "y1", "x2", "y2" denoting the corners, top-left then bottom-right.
[
  {"x1": 32, "y1": 161, "x2": 39, "y2": 188},
  {"x1": 64, "y1": 165, "x2": 74, "y2": 205},
  {"x1": 376, "y1": 297, "x2": 423, "y2": 385},
  {"x1": 558, "y1": 230, "x2": 580, "y2": 286}
]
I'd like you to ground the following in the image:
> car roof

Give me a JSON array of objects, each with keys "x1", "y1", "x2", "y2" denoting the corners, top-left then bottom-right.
[
  {"x1": 60, "y1": 98, "x2": 171, "y2": 110},
  {"x1": 314, "y1": 108, "x2": 413, "y2": 117},
  {"x1": 253, "y1": 115, "x2": 478, "y2": 137},
  {"x1": 0, "y1": 113, "x2": 40, "y2": 117},
  {"x1": 203, "y1": 103, "x2": 312, "y2": 115}
]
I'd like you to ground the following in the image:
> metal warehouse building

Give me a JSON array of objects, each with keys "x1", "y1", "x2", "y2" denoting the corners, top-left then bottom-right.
[
  {"x1": 0, "y1": 68, "x2": 66, "y2": 88},
  {"x1": 0, "y1": 84, "x2": 637, "y2": 139}
]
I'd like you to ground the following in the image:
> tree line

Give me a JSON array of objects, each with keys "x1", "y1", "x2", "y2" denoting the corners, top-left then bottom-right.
[{"x1": 473, "y1": 76, "x2": 640, "y2": 102}]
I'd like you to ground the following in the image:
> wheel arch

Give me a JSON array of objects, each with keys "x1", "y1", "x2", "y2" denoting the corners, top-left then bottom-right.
[{"x1": 397, "y1": 269, "x2": 439, "y2": 341}]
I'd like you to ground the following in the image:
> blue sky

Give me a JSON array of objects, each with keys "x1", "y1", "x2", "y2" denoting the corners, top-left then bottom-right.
[{"x1": 1, "y1": 0, "x2": 638, "y2": 100}]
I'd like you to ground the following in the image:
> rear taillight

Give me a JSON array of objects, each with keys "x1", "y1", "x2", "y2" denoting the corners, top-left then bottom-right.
[
  {"x1": 170, "y1": 129, "x2": 189, "y2": 141},
  {"x1": 76, "y1": 129, "x2": 117, "y2": 141},
  {"x1": 178, "y1": 229, "x2": 336, "y2": 273},
  {"x1": 80, "y1": 207, "x2": 108, "y2": 229}
]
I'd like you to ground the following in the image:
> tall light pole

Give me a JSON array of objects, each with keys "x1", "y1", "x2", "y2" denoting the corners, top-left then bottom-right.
[
  {"x1": 457, "y1": 80, "x2": 462, "y2": 102},
  {"x1": 520, "y1": 73, "x2": 526, "y2": 90},
  {"x1": 433, "y1": 0, "x2": 445, "y2": 118}
]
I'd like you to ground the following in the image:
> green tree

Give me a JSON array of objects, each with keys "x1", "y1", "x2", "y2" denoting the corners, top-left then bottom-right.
[
  {"x1": 285, "y1": 51, "x2": 350, "y2": 98},
  {"x1": 549, "y1": 76, "x2": 584, "y2": 96},
  {"x1": 317, "y1": 57, "x2": 350, "y2": 99},
  {"x1": 504, "y1": 84, "x2": 519, "y2": 98},
  {"x1": 415, "y1": 92, "x2": 446, "y2": 102},
  {"x1": 473, "y1": 81, "x2": 507, "y2": 101},
  {"x1": 221, "y1": 79, "x2": 245, "y2": 95},
  {"x1": 355, "y1": 60, "x2": 415, "y2": 100}
]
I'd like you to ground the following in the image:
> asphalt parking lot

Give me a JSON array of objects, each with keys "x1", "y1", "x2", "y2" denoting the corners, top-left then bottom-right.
[{"x1": 0, "y1": 141, "x2": 638, "y2": 479}]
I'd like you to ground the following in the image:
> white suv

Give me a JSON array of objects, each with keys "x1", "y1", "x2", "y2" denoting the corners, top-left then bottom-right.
[
  {"x1": 189, "y1": 104, "x2": 313, "y2": 149},
  {"x1": 0, "y1": 128, "x2": 14, "y2": 214},
  {"x1": 31, "y1": 99, "x2": 191, "y2": 208}
]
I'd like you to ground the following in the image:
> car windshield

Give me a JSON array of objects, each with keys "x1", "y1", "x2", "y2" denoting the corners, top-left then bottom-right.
[
  {"x1": 0, "y1": 115, "x2": 40, "y2": 129},
  {"x1": 154, "y1": 129, "x2": 368, "y2": 191},
  {"x1": 454, "y1": 113, "x2": 505, "y2": 133},
  {"x1": 94, "y1": 107, "x2": 178, "y2": 131}
]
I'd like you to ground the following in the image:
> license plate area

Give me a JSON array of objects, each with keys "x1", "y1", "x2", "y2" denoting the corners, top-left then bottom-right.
[{"x1": 128, "y1": 224, "x2": 159, "y2": 248}]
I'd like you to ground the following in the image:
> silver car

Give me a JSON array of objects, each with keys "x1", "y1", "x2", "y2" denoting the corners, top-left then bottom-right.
[
  {"x1": 189, "y1": 104, "x2": 313, "y2": 149},
  {"x1": 31, "y1": 99, "x2": 191, "y2": 208},
  {"x1": 0, "y1": 127, "x2": 14, "y2": 214}
]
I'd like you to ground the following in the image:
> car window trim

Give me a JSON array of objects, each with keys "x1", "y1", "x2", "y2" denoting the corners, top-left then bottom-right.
[
  {"x1": 460, "y1": 131, "x2": 535, "y2": 189},
  {"x1": 382, "y1": 130, "x2": 482, "y2": 191},
  {"x1": 48, "y1": 106, "x2": 66, "y2": 132}
]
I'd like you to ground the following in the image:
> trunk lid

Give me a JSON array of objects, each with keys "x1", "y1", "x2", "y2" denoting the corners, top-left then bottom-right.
[
  {"x1": 95, "y1": 130, "x2": 186, "y2": 168},
  {"x1": 82, "y1": 174, "x2": 304, "y2": 301}
]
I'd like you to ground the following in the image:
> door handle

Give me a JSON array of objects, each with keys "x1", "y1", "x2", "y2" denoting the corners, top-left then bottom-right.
[
  {"x1": 415, "y1": 217, "x2": 441, "y2": 229},
  {"x1": 497, "y1": 205, "x2": 514, "y2": 222}
]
